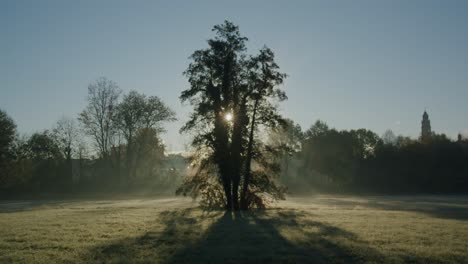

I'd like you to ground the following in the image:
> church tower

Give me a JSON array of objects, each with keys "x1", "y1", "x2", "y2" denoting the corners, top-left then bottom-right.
[{"x1": 421, "y1": 110, "x2": 432, "y2": 141}]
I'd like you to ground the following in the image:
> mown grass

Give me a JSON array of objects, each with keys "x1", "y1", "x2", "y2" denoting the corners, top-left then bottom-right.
[{"x1": 0, "y1": 195, "x2": 467, "y2": 263}]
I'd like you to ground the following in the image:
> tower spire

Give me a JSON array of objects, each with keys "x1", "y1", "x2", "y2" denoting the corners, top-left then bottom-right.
[{"x1": 421, "y1": 110, "x2": 431, "y2": 142}]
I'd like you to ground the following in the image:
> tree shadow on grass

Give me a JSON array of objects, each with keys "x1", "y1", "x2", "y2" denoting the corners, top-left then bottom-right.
[
  {"x1": 85, "y1": 208, "x2": 387, "y2": 263},
  {"x1": 166, "y1": 210, "x2": 375, "y2": 264}
]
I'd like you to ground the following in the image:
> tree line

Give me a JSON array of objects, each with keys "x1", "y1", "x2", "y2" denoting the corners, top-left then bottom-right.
[
  {"x1": 0, "y1": 78, "x2": 177, "y2": 196},
  {"x1": 271, "y1": 119, "x2": 468, "y2": 194}
]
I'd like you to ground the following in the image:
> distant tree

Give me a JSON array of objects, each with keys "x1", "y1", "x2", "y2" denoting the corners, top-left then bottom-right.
[
  {"x1": 114, "y1": 91, "x2": 146, "y2": 144},
  {"x1": 382, "y1": 129, "x2": 397, "y2": 145},
  {"x1": 75, "y1": 136, "x2": 90, "y2": 176},
  {"x1": 178, "y1": 21, "x2": 287, "y2": 210},
  {"x1": 27, "y1": 131, "x2": 62, "y2": 161},
  {"x1": 24, "y1": 131, "x2": 63, "y2": 189},
  {"x1": 0, "y1": 110, "x2": 16, "y2": 161},
  {"x1": 301, "y1": 121, "x2": 384, "y2": 188},
  {"x1": 133, "y1": 127, "x2": 166, "y2": 180},
  {"x1": 0, "y1": 110, "x2": 17, "y2": 186},
  {"x1": 395, "y1": 135, "x2": 413, "y2": 147},
  {"x1": 350, "y1": 129, "x2": 382, "y2": 159},
  {"x1": 114, "y1": 91, "x2": 176, "y2": 179},
  {"x1": 141, "y1": 95, "x2": 177, "y2": 131},
  {"x1": 268, "y1": 119, "x2": 303, "y2": 154},
  {"x1": 304, "y1": 120, "x2": 329, "y2": 139},
  {"x1": 53, "y1": 117, "x2": 78, "y2": 162},
  {"x1": 267, "y1": 119, "x2": 303, "y2": 179},
  {"x1": 113, "y1": 91, "x2": 145, "y2": 180},
  {"x1": 79, "y1": 77, "x2": 121, "y2": 159},
  {"x1": 302, "y1": 127, "x2": 359, "y2": 186}
]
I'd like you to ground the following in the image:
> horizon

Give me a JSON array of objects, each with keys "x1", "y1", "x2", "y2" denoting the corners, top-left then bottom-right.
[{"x1": 2, "y1": 0, "x2": 468, "y2": 152}]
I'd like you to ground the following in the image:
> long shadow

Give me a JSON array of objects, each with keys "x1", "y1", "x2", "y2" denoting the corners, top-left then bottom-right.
[
  {"x1": 86, "y1": 208, "x2": 391, "y2": 263},
  {"x1": 167, "y1": 210, "x2": 371, "y2": 264}
]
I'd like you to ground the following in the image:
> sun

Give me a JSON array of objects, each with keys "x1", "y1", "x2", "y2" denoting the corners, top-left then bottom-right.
[{"x1": 225, "y1": 113, "x2": 233, "y2": 122}]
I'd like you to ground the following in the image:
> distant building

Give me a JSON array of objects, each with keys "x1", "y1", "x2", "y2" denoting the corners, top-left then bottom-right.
[{"x1": 420, "y1": 110, "x2": 432, "y2": 142}]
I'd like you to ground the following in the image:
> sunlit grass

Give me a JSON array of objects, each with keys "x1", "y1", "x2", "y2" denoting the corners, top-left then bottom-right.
[{"x1": 0, "y1": 195, "x2": 467, "y2": 263}]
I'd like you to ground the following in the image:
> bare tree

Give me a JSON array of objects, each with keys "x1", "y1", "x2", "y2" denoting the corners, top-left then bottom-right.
[
  {"x1": 382, "y1": 129, "x2": 397, "y2": 146},
  {"x1": 78, "y1": 77, "x2": 121, "y2": 160},
  {"x1": 53, "y1": 117, "x2": 78, "y2": 162}
]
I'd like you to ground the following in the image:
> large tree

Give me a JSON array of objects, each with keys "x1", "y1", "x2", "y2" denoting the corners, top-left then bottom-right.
[{"x1": 178, "y1": 21, "x2": 287, "y2": 210}]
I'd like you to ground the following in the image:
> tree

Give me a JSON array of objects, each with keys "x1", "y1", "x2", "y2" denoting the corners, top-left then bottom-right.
[
  {"x1": 113, "y1": 91, "x2": 145, "y2": 180},
  {"x1": 141, "y1": 95, "x2": 177, "y2": 132},
  {"x1": 304, "y1": 120, "x2": 329, "y2": 139},
  {"x1": 268, "y1": 119, "x2": 303, "y2": 153},
  {"x1": 53, "y1": 117, "x2": 78, "y2": 162},
  {"x1": 25, "y1": 131, "x2": 63, "y2": 190},
  {"x1": 114, "y1": 91, "x2": 176, "y2": 180},
  {"x1": 382, "y1": 129, "x2": 397, "y2": 145},
  {"x1": 27, "y1": 131, "x2": 62, "y2": 161},
  {"x1": 178, "y1": 21, "x2": 287, "y2": 210},
  {"x1": 301, "y1": 122, "x2": 360, "y2": 187},
  {"x1": 0, "y1": 110, "x2": 17, "y2": 186},
  {"x1": 0, "y1": 110, "x2": 16, "y2": 161},
  {"x1": 350, "y1": 129, "x2": 382, "y2": 159},
  {"x1": 79, "y1": 77, "x2": 121, "y2": 159},
  {"x1": 133, "y1": 127, "x2": 166, "y2": 180},
  {"x1": 267, "y1": 118, "x2": 303, "y2": 179},
  {"x1": 239, "y1": 47, "x2": 288, "y2": 209}
]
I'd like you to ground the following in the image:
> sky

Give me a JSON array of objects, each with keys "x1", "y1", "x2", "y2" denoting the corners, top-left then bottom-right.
[{"x1": 1, "y1": 0, "x2": 468, "y2": 152}]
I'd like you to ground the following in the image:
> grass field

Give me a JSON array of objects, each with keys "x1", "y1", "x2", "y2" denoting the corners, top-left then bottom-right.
[{"x1": 1, "y1": 195, "x2": 467, "y2": 263}]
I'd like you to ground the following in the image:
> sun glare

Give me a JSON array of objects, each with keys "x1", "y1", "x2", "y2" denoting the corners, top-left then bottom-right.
[{"x1": 225, "y1": 113, "x2": 233, "y2": 122}]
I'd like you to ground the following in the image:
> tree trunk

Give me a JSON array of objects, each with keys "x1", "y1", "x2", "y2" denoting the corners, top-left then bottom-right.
[
  {"x1": 230, "y1": 99, "x2": 247, "y2": 210},
  {"x1": 240, "y1": 96, "x2": 260, "y2": 210},
  {"x1": 223, "y1": 179, "x2": 233, "y2": 210}
]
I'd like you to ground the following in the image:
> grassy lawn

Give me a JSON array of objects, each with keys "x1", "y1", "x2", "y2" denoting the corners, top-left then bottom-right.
[{"x1": 1, "y1": 195, "x2": 467, "y2": 263}]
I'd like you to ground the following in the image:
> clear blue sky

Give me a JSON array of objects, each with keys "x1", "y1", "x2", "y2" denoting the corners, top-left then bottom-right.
[{"x1": 1, "y1": 0, "x2": 468, "y2": 152}]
